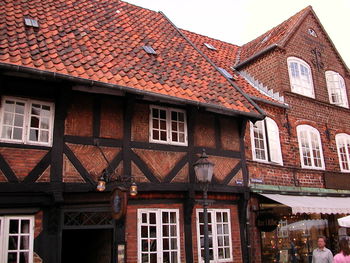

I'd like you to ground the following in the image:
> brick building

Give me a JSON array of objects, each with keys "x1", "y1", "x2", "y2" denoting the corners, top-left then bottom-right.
[
  {"x1": 0, "y1": 1, "x2": 350, "y2": 263},
  {"x1": 184, "y1": 5, "x2": 350, "y2": 263}
]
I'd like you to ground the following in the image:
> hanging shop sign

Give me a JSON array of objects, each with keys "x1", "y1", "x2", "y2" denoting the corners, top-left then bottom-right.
[
  {"x1": 111, "y1": 189, "x2": 128, "y2": 220},
  {"x1": 256, "y1": 212, "x2": 280, "y2": 232}
]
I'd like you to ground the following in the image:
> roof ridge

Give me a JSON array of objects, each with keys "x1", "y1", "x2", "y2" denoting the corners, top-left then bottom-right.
[
  {"x1": 159, "y1": 12, "x2": 265, "y2": 117},
  {"x1": 180, "y1": 28, "x2": 240, "y2": 48}
]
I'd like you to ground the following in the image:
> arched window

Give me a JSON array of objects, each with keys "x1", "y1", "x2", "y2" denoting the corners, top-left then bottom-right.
[
  {"x1": 287, "y1": 57, "x2": 314, "y2": 98},
  {"x1": 250, "y1": 117, "x2": 283, "y2": 165},
  {"x1": 325, "y1": 71, "x2": 348, "y2": 108},
  {"x1": 335, "y1": 133, "x2": 350, "y2": 172},
  {"x1": 297, "y1": 125, "x2": 324, "y2": 169}
]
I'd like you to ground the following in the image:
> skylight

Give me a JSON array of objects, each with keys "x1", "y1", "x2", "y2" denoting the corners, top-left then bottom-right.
[
  {"x1": 204, "y1": 43, "x2": 216, "y2": 50},
  {"x1": 24, "y1": 18, "x2": 39, "y2": 28},
  {"x1": 218, "y1": 67, "x2": 234, "y2": 80},
  {"x1": 261, "y1": 33, "x2": 271, "y2": 43},
  {"x1": 142, "y1": 46, "x2": 157, "y2": 55}
]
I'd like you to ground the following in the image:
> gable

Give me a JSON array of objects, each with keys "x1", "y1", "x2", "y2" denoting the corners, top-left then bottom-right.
[
  {"x1": 284, "y1": 12, "x2": 349, "y2": 76},
  {"x1": 283, "y1": 12, "x2": 350, "y2": 103}
]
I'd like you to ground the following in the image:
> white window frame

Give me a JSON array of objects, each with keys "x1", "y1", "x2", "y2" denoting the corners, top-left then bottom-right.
[
  {"x1": 297, "y1": 125, "x2": 325, "y2": 170},
  {"x1": 250, "y1": 117, "x2": 283, "y2": 165},
  {"x1": 0, "y1": 96, "x2": 55, "y2": 146},
  {"x1": 196, "y1": 209, "x2": 233, "y2": 263},
  {"x1": 325, "y1": 71, "x2": 349, "y2": 108},
  {"x1": 137, "y1": 208, "x2": 181, "y2": 263},
  {"x1": 287, "y1": 57, "x2": 315, "y2": 98},
  {"x1": 149, "y1": 106, "x2": 188, "y2": 146},
  {"x1": 335, "y1": 133, "x2": 350, "y2": 172},
  {"x1": 0, "y1": 216, "x2": 35, "y2": 263}
]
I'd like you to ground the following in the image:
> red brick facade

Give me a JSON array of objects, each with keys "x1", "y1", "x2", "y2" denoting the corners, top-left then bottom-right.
[{"x1": 242, "y1": 10, "x2": 350, "y2": 263}]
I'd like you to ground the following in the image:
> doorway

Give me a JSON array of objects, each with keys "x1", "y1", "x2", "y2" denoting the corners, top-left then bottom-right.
[{"x1": 61, "y1": 228, "x2": 113, "y2": 263}]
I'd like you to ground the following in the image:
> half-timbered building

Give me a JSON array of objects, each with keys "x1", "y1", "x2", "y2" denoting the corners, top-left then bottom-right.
[{"x1": 0, "y1": 1, "x2": 269, "y2": 263}]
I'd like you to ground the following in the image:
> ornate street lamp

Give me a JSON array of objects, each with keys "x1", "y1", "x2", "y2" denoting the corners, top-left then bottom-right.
[{"x1": 194, "y1": 149, "x2": 214, "y2": 263}]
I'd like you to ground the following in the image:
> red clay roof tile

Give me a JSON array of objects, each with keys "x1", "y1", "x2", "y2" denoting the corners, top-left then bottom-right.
[{"x1": 0, "y1": 0, "x2": 267, "y2": 116}]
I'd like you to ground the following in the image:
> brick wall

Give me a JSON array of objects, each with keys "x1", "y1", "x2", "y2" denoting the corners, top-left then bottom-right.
[
  {"x1": 65, "y1": 93, "x2": 93, "y2": 136},
  {"x1": 243, "y1": 12, "x2": 350, "y2": 189}
]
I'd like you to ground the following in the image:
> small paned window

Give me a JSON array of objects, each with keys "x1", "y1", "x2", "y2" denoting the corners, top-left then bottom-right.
[
  {"x1": 325, "y1": 71, "x2": 348, "y2": 108},
  {"x1": 287, "y1": 57, "x2": 315, "y2": 98},
  {"x1": 150, "y1": 106, "x2": 187, "y2": 146},
  {"x1": 297, "y1": 125, "x2": 324, "y2": 169},
  {"x1": 0, "y1": 97, "x2": 55, "y2": 146},
  {"x1": 336, "y1": 134, "x2": 350, "y2": 172}
]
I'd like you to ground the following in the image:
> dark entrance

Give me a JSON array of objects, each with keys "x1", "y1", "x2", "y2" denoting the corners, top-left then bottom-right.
[
  {"x1": 62, "y1": 229, "x2": 113, "y2": 263},
  {"x1": 61, "y1": 210, "x2": 115, "y2": 263}
]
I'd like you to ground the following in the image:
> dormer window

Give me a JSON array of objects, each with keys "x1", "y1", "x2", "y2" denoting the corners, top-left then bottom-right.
[
  {"x1": 287, "y1": 57, "x2": 315, "y2": 98},
  {"x1": 308, "y1": 28, "x2": 317, "y2": 37},
  {"x1": 325, "y1": 71, "x2": 348, "y2": 108}
]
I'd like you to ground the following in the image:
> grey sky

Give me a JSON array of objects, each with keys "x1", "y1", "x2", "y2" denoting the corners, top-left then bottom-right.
[{"x1": 125, "y1": 0, "x2": 350, "y2": 67}]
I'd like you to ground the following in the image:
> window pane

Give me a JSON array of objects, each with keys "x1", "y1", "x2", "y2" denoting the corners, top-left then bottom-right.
[
  {"x1": 8, "y1": 236, "x2": 18, "y2": 250},
  {"x1": 142, "y1": 213, "x2": 147, "y2": 223},
  {"x1": 40, "y1": 118, "x2": 50, "y2": 129},
  {"x1": 152, "y1": 108, "x2": 159, "y2": 118},
  {"x1": 150, "y1": 213, "x2": 156, "y2": 224},
  {"x1": 40, "y1": 130, "x2": 49, "y2": 143},
  {"x1": 13, "y1": 128, "x2": 23, "y2": 140},
  {"x1": 178, "y1": 113, "x2": 184, "y2": 122},
  {"x1": 170, "y1": 212, "x2": 176, "y2": 223},
  {"x1": 171, "y1": 252, "x2": 177, "y2": 263},
  {"x1": 150, "y1": 226, "x2": 156, "y2": 238},
  {"x1": 152, "y1": 130, "x2": 159, "y2": 140},
  {"x1": 31, "y1": 104, "x2": 40, "y2": 115},
  {"x1": 3, "y1": 113, "x2": 14, "y2": 125},
  {"x1": 7, "y1": 252, "x2": 17, "y2": 263},
  {"x1": 4, "y1": 101, "x2": 15, "y2": 112},
  {"x1": 171, "y1": 111, "x2": 177, "y2": 121},
  {"x1": 163, "y1": 225, "x2": 169, "y2": 237},
  {"x1": 152, "y1": 119, "x2": 159, "y2": 129},
  {"x1": 172, "y1": 132, "x2": 177, "y2": 142},
  {"x1": 160, "y1": 131, "x2": 167, "y2": 141},
  {"x1": 14, "y1": 115, "x2": 24, "y2": 127},
  {"x1": 15, "y1": 103, "x2": 25, "y2": 114},
  {"x1": 10, "y1": 220, "x2": 19, "y2": 233},
  {"x1": 2, "y1": 126, "x2": 12, "y2": 139},
  {"x1": 29, "y1": 129, "x2": 39, "y2": 141},
  {"x1": 150, "y1": 240, "x2": 157, "y2": 251},
  {"x1": 19, "y1": 252, "x2": 29, "y2": 263},
  {"x1": 141, "y1": 226, "x2": 148, "y2": 238},
  {"x1": 20, "y1": 236, "x2": 29, "y2": 249},
  {"x1": 159, "y1": 110, "x2": 166, "y2": 119},
  {"x1": 21, "y1": 220, "x2": 30, "y2": 233},
  {"x1": 30, "y1": 116, "x2": 39, "y2": 128}
]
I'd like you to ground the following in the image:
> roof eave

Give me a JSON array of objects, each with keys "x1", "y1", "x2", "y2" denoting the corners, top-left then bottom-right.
[{"x1": 0, "y1": 62, "x2": 264, "y2": 120}]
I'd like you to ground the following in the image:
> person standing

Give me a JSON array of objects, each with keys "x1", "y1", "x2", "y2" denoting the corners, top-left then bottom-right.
[
  {"x1": 333, "y1": 239, "x2": 350, "y2": 263},
  {"x1": 312, "y1": 236, "x2": 333, "y2": 263}
]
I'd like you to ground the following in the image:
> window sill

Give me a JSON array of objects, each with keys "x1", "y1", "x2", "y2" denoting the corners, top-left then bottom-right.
[
  {"x1": 252, "y1": 158, "x2": 283, "y2": 166},
  {"x1": 148, "y1": 139, "x2": 188, "y2": 147}
]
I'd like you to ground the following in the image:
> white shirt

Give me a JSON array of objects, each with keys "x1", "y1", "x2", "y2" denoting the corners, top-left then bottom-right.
[{"x1": 312, "y1": 247, "x2": 333, "y2": 263}]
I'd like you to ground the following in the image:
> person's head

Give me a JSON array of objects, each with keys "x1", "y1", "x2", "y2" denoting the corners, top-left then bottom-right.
[
  {"x1": 317, "y1": 236, "x2": 327, "y2": 249},
  {"x1": 339, "y1": 238, "x2": 350, "y2": 256}
]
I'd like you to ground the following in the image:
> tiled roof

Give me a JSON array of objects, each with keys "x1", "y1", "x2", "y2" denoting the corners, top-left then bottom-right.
[
  {"x1": 182, "y1": 29, "x2": 286, "y2": 105},
  {"x1": 237, "y1": 6, "x2": 311, "y2": 65},
  {"x1": 0, "y1": 0, "x2": 264, "y2": 117}
]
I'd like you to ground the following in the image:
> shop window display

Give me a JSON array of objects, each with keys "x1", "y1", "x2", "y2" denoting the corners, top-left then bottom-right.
[{"x1": 260, "y1": 205, "x2": 349, "y2": 263}]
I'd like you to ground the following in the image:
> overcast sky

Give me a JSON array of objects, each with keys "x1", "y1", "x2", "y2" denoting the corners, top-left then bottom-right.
[{"x1": 125, "y1": 0, "x2": 350, "y2": 67}]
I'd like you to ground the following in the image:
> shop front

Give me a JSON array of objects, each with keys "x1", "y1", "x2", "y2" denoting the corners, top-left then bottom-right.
[{"x1": 255, "y1": 193, "x2": 350, "y2": 263}]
